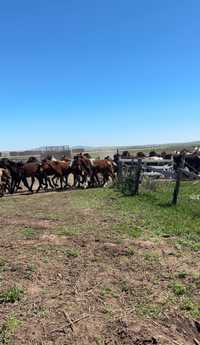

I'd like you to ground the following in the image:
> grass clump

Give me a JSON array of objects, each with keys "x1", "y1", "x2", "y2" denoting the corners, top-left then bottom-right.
[
  {"x1": 101, "y1": 287, "x2": 118, "y2": 299},
  {"x1": 176, "y1": 271, "x2": 188, "y2": 279},
  {"x1": 24, "y1": 264, "x2": 37, "y2": 280},
  {"x1": 144, "y1": 251, "x2": 160, "y2": 262},
  {"x1": 56, "y1": 226, "x2": 80, "y2": 237},
  {"x1": 0, "y1": 258, "x2": 7, "y2": 272},
  {"x1": 171, "y1": 282, "x2": 186, "y2": 296},
  {"x1": 192, "y1": 273, "x2": 200, "y2": 288},
  {"x1": 64, "y1": 248, "x2": 80, "y2": 258},
  {"x1": 120, "y1": 280, "x2": 130, "y2": 293},
  {"x1": 114, "y1": 223, "x2": 142, "y2": 238},
  {"x1": 0, "y1": 286, "x2": 24, "y2": 304},
  {"x1": 136, "y1": 303, "x2": 162, "y2": 319},
  {"x1": 23, "y1": 227, "x2": 36, "y2": 239},
  {"x1": 0, "y1": 314, "x2": 22, "y2": 344},
  {"x1": 181, "y1": 299, "x2": 200, "y2": 318}
]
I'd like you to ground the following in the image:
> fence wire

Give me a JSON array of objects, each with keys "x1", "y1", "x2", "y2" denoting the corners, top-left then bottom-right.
[{"x1": 117, "y1": 163, "x2": 200, "y2": 209}]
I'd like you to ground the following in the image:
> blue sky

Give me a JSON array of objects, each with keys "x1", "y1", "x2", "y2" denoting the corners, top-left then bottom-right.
[{"x1": 0, "y1": 0, "x2": 200, "y2": 150}]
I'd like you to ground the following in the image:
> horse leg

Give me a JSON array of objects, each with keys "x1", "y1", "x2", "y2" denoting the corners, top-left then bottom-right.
[
  {"x1": 6, "y1": 181, "x2": 11, "y2": 194},
  {"x1": 82, "y1": 172, "x2": 88, "y2": 189},
  {"x1": 106, "y1": 168, "x2": 115, "y2": 186},
  {"x1": 64, "y1": 174, "x2": 69, "y2": 188},
  {"x1": 30, "y1": 177, "x2": 35, "y2": 192},
  {"x1": 43, "y1": 174, "x2": 49, "y2": 189},
  {"x1": 52, "y1": 175, "x2": 59, "y2": 188},
  {"x1": 48, "y1": 177, "x2": 55, "y2": 189},
  {"x1": 42, "y1": 172, "x2": 53, "y2": 190},
  {"x1": 11, "y1": 175, "x2": 22, "y2": 193},
  {"x1": 10, "y1": 177, "x2": 17, "y2": 194},
  {"x1": 36, "y1": 175, "x2": 43, "y2": 193},
  {"x1": 77, "y1": 174, "x2": 81, "y2": 188},
  {"x1": 15, "y1": 179, "x2": 22, "y2": 193},
  {"x1": 103, "y1": 169, "x2": 111, "y2": 187},
  {"x1": 73, "y1": 174, "x2": 77, "y2": 188},
  {"x1": 22, "y1": 176, "x2": 32, "y2": 192},
  {"x1": 85, "y1": 173, "x2": 92, "y2": 189},
  {"x1": 60, "y1": 176, "x2": 63, "y2": 189},
  {"x1": 93, "y1": 170, "x2": 100, "y2": 187}
]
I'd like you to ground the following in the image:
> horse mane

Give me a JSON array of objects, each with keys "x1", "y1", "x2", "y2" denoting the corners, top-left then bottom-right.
[
  {"x1": 27, "y1": 156, "x2": 39, "y2": 163},
  {"x1": 83, "y1": 153, "x2": 92, "y2": 159}
]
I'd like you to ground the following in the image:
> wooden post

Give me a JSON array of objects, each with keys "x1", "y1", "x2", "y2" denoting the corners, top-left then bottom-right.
[
  {"x1": 172, "y1": 168, "x2": 181, "y2": 205},
  {"x1": 117, "y1": 160, "x2": 123, "y2": 180},
  {"x1": 134, "y1": 159, "x2": 142, "y2": 195},
  {"x1": 172, "y1": 155, "x2": 185, "y2": 205}
]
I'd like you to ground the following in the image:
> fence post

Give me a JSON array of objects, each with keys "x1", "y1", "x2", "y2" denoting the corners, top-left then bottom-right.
[
  {"x1": 117, "y1": 160, "x2": 123, "y2": 180},
  {"x1": 134, "y1": 159, "x2": 142, "y2": 195},
  {"x1": 172, "y1": 155, "x2": 184, "y2": 205}
]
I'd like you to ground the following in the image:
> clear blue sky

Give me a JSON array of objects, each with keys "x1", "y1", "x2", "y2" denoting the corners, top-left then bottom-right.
[{"x1": 0, "y1": 0, "x2": 200, "y2": 151}]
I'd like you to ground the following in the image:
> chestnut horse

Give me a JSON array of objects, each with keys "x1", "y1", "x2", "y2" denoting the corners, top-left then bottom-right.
[
  {"x1": 71, "y1": 154, "x2": 115, "y2": 188},
  {"x1": 41, "y1": 159, "x2": 72, "y2": 190},
  {"x1": 83, "y1": 153, "x2": 115, "y2": 185}
]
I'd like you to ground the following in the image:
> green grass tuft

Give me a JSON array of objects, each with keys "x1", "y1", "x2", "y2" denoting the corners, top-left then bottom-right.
[
  {"x1": 171, "y1": 282, "x2": 186, "y2": 296},
  {"x1": 176, "y1": 271, "x2": 188, "y2": 279},
  {"x1": 22, "y1": 227, "x2": 36, "y2": 239},
  {"x1": 181, "y1": 299, "x2": 200, "y2": 318},
  {"x1": 64, "y1": 248, "x2": 80, "y2": 258},
  {"x1": 0, "y1": 314, "x2": 22, "y2": 344},
  {"x1": 0, "y1": 286, "x2": 24, "y2": 304},
  {"x1": 56, "y1": 226, "x2": 80, "y2": 236}
]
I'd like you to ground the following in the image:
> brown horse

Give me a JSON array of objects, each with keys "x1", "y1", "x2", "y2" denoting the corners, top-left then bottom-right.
[
  {"x1": 51, "y1": 159, "x2": 72, "y2": 188},
  {"x1": 71, "y1": 154, "x2": 115, "y2": 188},
  {"x1": 70, "y1": 154, "x2": 93, "y2": 188},
  {"x1": 0, "y1": 168, "x2": 11, "y2": 196},
  {"x1": 83, "y1": 153, "x2": 115, "y2": 183},
  {"x1": 0, "y1": 159, "x2": 40, "y2": 194},
  {"x1": 15, "y1": 162, "x2": 44, "y2": 193},
  {"x1": 41, "y1": 159, "x2": 72, "y2": 190},
  {"x1": 91, "y1": 159, "x2": 115, "y2": 186},
  {"x1": 137, "y1": 151, "x2": 146, "y2": 158}
]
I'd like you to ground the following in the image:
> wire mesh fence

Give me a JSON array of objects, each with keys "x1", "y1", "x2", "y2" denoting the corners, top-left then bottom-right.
[{"x1": 116, "y1": 158, "x2": 200, "y2": 207}]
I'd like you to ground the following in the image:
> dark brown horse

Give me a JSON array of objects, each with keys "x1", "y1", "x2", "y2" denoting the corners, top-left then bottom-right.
[
  {"x1": 0, "y1": 159, "x2": 44, "y2": 193},
  {"x1": 70, "y1": 154, "x2": 93, "y2": 188},
  {"x1": 0, "y1": 168, "x2": 11, "y2": 196},
  {"x1": 21, "y1": 162, "x2": 44, "y2": 192},
  {"x1": 137, "y1": 151, "x2": 146, "y2": 158}
]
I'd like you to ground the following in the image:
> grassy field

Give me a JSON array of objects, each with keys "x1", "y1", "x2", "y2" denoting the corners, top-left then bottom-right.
[
  {"x1": 0, "y1": 183, "x2": 200, "y2": 344},
  {"x1": 86, "y1": 141, "x2": 200, "y2": 158}
]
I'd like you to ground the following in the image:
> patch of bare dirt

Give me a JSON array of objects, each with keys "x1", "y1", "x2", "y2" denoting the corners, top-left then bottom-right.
[
  {"x1": 98, "y1": 242, "x2": 134, "y2": 257},
  {"x1": 0, "y1": 217, "x2": 60, "y2": 229},
  {"x1": 103, "y1": 317, "x2": 200, "y2": 345},
  {"x1": 26, "y1": 283, "x2": 42, "y2": 297}
]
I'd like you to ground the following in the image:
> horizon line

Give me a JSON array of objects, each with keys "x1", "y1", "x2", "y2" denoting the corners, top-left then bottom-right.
[{"x1": 1, "y1": 139, "x2": 200, "y2": 153}]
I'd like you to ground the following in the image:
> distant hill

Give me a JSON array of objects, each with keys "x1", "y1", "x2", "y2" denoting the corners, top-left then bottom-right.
[
  {"x1": 1, "y1": 140, "x2": 200, "y2": 156},
  {"x1": 79, "y1": 140, "x2": 200, "y2": 152}
]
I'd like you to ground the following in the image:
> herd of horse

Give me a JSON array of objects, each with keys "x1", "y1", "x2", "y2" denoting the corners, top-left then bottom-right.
[
  {"x1": 0, "y1": 153, "x2": 117, "y2": 197},
  {"x1": 0, "y1": 148, "x2": 200, "y2": 197},
  {"x1": 121, "y1": 148, "x2": 200, "y2": 173}
]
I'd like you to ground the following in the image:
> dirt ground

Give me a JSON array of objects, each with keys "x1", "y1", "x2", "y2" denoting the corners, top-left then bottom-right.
[{"x1": 0, "y1": 188, "x2": 199, "y2": 345}]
